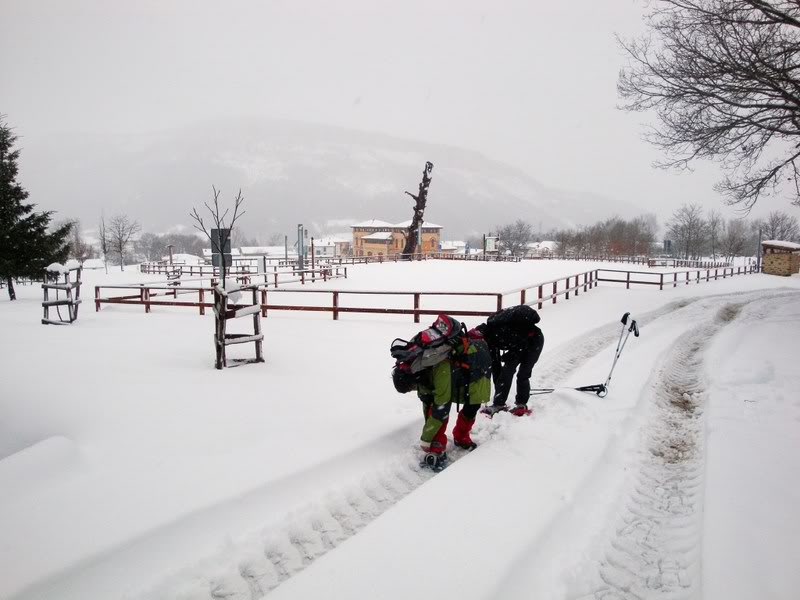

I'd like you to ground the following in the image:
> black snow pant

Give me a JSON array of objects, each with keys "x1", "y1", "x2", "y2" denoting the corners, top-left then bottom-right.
[{"x1": 491, "y1": 332, "x2": 544, "y2": 407}]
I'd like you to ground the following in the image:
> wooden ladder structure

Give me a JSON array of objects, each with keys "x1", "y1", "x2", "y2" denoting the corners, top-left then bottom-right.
[
  {"x1": 42, "y1": 265, "x2": 82, "y2": 325},
  {"x1": 213, "y1": 284, "x2": 264, "y2": 369}
]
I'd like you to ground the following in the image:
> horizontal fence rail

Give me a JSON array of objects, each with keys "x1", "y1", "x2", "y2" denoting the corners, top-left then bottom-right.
[
  {"x1": 95, "y1": 264, "x2": 759, "y2": 322},
  {"x1": 596, "y1": 265, "x2": 757, "y2": 289}
]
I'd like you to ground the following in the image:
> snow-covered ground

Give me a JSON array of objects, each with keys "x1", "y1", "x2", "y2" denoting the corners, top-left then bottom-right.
[{"x1": 1, "y1": 259, "x2": 798, "y2": 600}]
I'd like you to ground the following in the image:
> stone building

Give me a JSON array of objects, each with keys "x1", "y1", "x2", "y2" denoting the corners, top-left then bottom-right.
[
  {"x1": 762, "y1": 240, "x2": 800, "y2": 276},
  {"x1": 351, "y1": 219, "x2": 443, "y2": 257}
]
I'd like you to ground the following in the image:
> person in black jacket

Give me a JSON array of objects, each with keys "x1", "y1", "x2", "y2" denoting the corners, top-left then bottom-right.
[{"x1": 477, "y1": 304, "x2": 545, "y2": 417}]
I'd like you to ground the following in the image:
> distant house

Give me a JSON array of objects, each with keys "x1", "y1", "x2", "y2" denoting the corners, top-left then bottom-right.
[
  {"x1": 525, "y1": 241, "x2": 556, "y2": 258},
  {"x1": 440, "y1": 240, "x2": 467, "y2": 255},
  {"x1": 351, "y1": 219, "x2": 443, "y2": 257},
  {"x1": 312, "y1": 236, "x2": 351, "y2": 257},
  {"x1": 762, "y1": 240, "x2": 800, "y2": 276}
]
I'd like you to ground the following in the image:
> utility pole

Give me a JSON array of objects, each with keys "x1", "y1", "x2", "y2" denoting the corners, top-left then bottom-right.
[{"x1": 757, "y1": 226, "x2": 763, "y2": 272}]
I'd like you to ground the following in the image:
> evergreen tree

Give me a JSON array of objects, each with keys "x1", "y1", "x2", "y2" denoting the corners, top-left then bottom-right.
[{"x1": 0, "y1": 117, "x2": 71, "y2": 300}]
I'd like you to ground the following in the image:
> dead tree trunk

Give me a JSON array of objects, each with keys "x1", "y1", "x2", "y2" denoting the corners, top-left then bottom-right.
[{"x1": 401, "y1": 161, "x2": 434, "y2": 259}]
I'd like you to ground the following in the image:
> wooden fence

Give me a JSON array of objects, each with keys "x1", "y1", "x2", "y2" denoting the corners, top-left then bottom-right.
[
  {"x1": 646, "y1": 257, "x2": 730, "y2": 269},
  {"x1": 596, "y1": 264, "x2": 758, "y2": 289},
  {"x1": 95, "y1": 264, "x2": 758, "y2": 322}
]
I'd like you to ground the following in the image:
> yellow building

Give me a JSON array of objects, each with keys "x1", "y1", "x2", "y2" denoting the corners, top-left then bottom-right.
[{"x1": 351, "y1": 219, "x2": 443, "y2": 257}]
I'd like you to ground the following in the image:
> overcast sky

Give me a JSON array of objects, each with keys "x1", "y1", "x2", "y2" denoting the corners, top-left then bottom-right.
[{"x1": 1, "y1": 0, "x2": 789, "y2": 224}]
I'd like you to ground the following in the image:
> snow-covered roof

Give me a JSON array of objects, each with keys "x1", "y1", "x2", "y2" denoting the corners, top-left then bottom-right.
[
  {"x1": 202, "y1": 247, "x2": 242, "y2": 256},
  {"x1": 440, "y1": 240, "x2": 465, "y2": 251},
  {"x1": 237, "y1": 246, "x2": 297, "y2": 257},
  {"x1": 239, "y1": 246, "x2": 275, "y2": 255},
  {"x1": 163, "y1": 253, "x2": 203, "y2": 265},
  {"x1": 762, "y1": 240, "x2": 800, "y2": 251},
  {"x1": 526, "y1": 240, "x2": 557, "y2": 250},
  {"x1": 392, "y1": 220, "x2": 443, "y2": 229},
  {"x1": 351, "y1": 219, "x2": 393, "y2": 228},
  {"x1": 362, "y1": 232, "x2": 394, "y2": 241}
]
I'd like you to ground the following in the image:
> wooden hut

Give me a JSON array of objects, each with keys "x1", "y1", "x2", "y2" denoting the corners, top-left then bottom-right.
[{"x1": 761, "y1": 240, "x2": 800, "y2": 276}]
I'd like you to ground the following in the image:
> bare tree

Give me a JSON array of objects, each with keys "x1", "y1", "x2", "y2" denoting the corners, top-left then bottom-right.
[
  {"x1": 618, "y1": 1, "x2": 800, "y2": 209},
  {"x1": 108, "y1": 214, "x2": 141, "y2": 271},
  {"x1": 496, "y1": 219, "x2": 534, "y2": 256},
  {"x1": 401, "y1": 161, "x2": 434, "y2": 258},
  {"x1": 66, "y1": 219, "x2": 95, "y2": 264},
  {"x1": 667, "y1": 204, "x2": 708, "y2": 259},
  {"x1": 720, "y1": 218, "x2": 750, "y2": 259},
  {"x1": 99, "y1": 214, "x2": 110, "y2": 274},
  {"x1": 707, "y1": 209, "x2": 723, "y2": 260},
  {"x1": 760, "y1": 209, "x2": 800, "y2": 240},
  {"x1": 190, "y1": 186, "x2": 245, "y2": 284}
]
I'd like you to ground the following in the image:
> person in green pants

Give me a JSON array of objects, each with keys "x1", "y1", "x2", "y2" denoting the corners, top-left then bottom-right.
[{"x1": 392, "y1": 315, "x2": 491, "y2": 470}]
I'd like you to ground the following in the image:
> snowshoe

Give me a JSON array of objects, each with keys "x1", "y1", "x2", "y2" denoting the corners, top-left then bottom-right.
[
  {"x1": 480, "y1": 404, "x2": 508, "y2": 417},
  {"x1": 509, "y1": 405, "x2": 532, "y2": 417},
  {"x1": 453, "y1": 440, "x2": 478, "y2": 451},
  {"x1": 420, "y1": 451, "x2": 449, "y2": 472}
]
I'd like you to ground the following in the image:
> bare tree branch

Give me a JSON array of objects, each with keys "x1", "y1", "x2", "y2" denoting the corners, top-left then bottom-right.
[{"x1": 619, "y1": 0, "x2": 800, "y2": 208}]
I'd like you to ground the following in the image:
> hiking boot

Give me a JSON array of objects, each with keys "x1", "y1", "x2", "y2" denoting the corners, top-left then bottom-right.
[
  {"x1": 509, "y1": 404, "x2": 532, "y2": 417},
  {"x1": 480, "y1": 404, "x2": 508, "y2": 417},
  {"x1": 453, "y1": 440, "x2": 478, "y2": 451}
]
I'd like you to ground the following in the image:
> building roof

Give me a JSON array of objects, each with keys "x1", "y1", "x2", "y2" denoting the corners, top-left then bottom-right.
[
  {"x1": 440, "y1": 240, "x2": 466, "y2": 251},
  {"x1": 362, "y1": 232, "x2": 394, "y2": 241},
  {"x1": 393, "y1": 220, "x2": 443, "y2": 229},
  {"x1": 351, "y1": 219, "x2": 394, "y2": 228},
  {"x1": 762, "y1": 240, "x2": 800, "y2": 251}
]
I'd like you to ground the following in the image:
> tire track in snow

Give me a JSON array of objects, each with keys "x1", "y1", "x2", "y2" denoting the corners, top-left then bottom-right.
[
  {"x1": 136, "y1": 292, "x2": 796, "y2": 600},
  {"x1": 134, "y1": 297, "x2": 711, "y2": 600},
  {"x1": 573, "y1": 294, "x2": 796, "y2": 600}
]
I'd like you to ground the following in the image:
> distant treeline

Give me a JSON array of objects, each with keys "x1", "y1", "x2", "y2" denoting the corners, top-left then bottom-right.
[{"x1": 546, "y1": 205, "x2": 799, "y2": 261}]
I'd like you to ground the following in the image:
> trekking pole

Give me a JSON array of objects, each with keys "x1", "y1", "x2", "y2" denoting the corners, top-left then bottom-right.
[
  {"x1": 602, "y1": 313, "x2": 639, "y2": 392},
  {"x1": 530, "y1": 312, "x2": 639, "y2": 398}
]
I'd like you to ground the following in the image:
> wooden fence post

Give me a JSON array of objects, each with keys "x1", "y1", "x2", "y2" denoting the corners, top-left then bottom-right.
[
  {"x1": 496, "y1": 294, "x2": 503, "y2": 311},
  {"x1": 520, "y1": 289, "x2": 526, "y2": 305},
  {"x1": 199, "y1": 288, "x2": 205, "y2": 315},
  {"x1": 553, "y1": 281, "x2": 557, "y2": 304},
  {"x1": 538, "y1": 285, "x2": 543, "y2": 309},
  {"x1": 626, "y1": 271, "x2": 630, "y2": 290},
  {"x1": 414, "y1": 293, "x2": 420, "y2": 323},
  {"x1": 575, "y1": 275, "x2": 579, "y2": 296},
  {"x1": 333, "y1": 291, "x2": 339, "y2": 320},
  {"x1": 261, "y1": 289, "x2": 267, "y2": 317},
  {"x1": 95, "y1": 286, "x2": 100, "y2": 311},
  {"x1": 673, "y1": 272, "x2": 678, "y2": 288},
  {"x1": 660, "y1": 273, "x2": 664, "y2": 291}
]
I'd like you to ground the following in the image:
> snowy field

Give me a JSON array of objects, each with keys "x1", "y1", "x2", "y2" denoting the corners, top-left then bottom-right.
[{"x1": 1, "y1": 259, "x2": 799, "y2": 600}]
